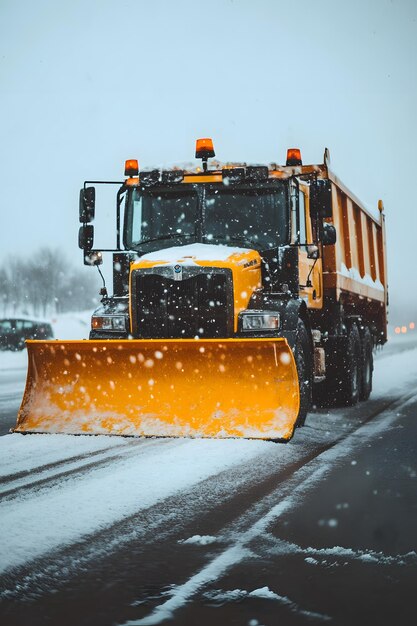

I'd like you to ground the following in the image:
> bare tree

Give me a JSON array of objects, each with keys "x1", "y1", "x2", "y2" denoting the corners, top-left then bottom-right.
[
  {"x1": 0, "y1": 268, "x2": 12, "y2": 315},
  {"x1": 1, "y1": 248, "x2": 100, "y2": 317}
]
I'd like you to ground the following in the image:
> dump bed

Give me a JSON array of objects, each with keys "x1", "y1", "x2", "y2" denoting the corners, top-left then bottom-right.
[{"x1": 322, "y1": 170, "x2": 388, "y2": 342}]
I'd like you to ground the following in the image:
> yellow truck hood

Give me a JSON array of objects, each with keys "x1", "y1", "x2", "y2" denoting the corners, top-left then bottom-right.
[{"x1": 130, "y1": 243, "x2": 262, "y2": 332}]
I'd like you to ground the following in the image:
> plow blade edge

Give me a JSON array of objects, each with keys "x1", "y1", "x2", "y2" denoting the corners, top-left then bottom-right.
[{"x1": 14, "y1": 338, "x2": 300, "y2": 440}]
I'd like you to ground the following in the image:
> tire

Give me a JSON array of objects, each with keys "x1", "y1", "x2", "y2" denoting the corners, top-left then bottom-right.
[
  {"x1": 337, "y1": 323, "x2": 361, "y2": 406},
  {"x1": 359, "y1": 326, "x2": 373, "y2": 401},
  {"x1": 294, "y1": 319, "x2": 313, "y2": 427}
]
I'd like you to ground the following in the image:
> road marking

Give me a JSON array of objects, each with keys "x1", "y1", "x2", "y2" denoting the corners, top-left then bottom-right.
[{"x1": 124, "y1": 391, "x2": 417, "y2": 625}]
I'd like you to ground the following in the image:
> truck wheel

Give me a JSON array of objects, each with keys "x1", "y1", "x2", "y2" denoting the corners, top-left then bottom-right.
[
  {"x1": 338, "y1": 323, "x2": 361, "y2": 406},
  {"x1": 359, "y1": 326, "x2": 373, "y2": 401},
  {"x1": 294, "y1": 319, "x2": 313, "y2": 427}
]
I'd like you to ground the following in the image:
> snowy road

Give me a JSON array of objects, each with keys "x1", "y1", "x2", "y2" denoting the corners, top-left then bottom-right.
[
  {"x1": 0, "y1": 339, "x2": 417, "y2": 625},
  {"x1": 0, "y1": 352, "x2": 26, "y2": 436}
]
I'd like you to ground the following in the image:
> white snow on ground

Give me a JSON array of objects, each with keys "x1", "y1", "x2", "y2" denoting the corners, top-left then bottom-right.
[
  {"x1": 0, "y1": 433, "x2": 132, "y2": 478},
  {"x1": 0, "y1": 438, "x2": 268, "y2": 573},
  {"x1": 201, "y1": 586, "x2": 331, "y2": 622},
  {"x1": 0, "y1": 334, "x2": 417, "y2": 582},
  {"x1": 269, "y1": 537, "x2": 417, "y2": 567},
  {"x1": 249, "y1": 586, "x2": 287, "y2": 600},
  {"x1": 0, "y1": 350, "x2": 27, "y2": 372},
  {"x1": 372, "y1": 346, "x2": 417, "y2": 397},
  {"x1": 0, "y1": 376, "x2": 26, "y2": 399},
  {"x1": 205, "y1": 586, "x2": 331, "y2": 621},
  {"x1": 205, "y1": 586, "x2": 289, "y2": 602},
  {"x1": 49, "y1": 310, "x2": 92, "y2": 340},
  {"x1": 179, "y1": 535, "x2": 218, "y2": 546}
]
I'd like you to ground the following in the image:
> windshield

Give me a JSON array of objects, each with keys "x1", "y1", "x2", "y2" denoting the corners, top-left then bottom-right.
[
  {"x1": 125, "y1": 183, "x2": 288, "y2": 252},
  {"x1": 127, "y1": 188, "x2": 198, "y2": 249},
  {"x1": 203, "y1": 186, "x2": 288, "y2": 248}
]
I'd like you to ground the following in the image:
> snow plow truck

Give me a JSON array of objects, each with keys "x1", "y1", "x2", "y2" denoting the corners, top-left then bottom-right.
[{"x1": 15, "y1": 140, "x2": 388, "y2": 441}]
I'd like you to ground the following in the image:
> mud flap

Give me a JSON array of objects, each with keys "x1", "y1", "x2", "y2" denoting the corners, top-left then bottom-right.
[{"x1": 14, "y1": 338, "x2": 300, "y2": 440}]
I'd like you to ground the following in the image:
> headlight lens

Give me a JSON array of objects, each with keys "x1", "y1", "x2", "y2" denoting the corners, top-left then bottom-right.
[
  {"x1": 241, "y1": 312, "x2": 280, "y2": 331},
  {"x1": 92, "y1": 315, "x2": 126, "y2": 331}
]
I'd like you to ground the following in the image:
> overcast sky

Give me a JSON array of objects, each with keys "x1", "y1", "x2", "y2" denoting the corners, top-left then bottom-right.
[{"x1": 1, "y1": 0, "x2": 416, "y2": 320}]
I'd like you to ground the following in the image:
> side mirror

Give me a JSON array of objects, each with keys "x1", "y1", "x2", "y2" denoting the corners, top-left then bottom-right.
[
  {"x1": 78, "y1": 224, "x2": 94, "y2": 251},
  {"x1": 79, "y1": 187, "x2": 96, "y2": 223},
  {"x1": 322, "y1": 222, "x2": 337, "y2": 246},
  {"x1": 310, "y1": 180, "x2": 332, "y2": 219}
]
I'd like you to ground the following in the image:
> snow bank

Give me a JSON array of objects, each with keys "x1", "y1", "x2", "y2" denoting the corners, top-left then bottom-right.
[
  {"x1": 373, "y1": 346, "x2": 417, "y2": 397},
  {"x1": 50, "y1": 310, "x2": 92, "y2": 340},
  {"x1": 0, "y1": 350, "x2": 27, "y2": 372}
]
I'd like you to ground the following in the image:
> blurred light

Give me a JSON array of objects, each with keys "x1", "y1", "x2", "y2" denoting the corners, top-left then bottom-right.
[
  {"x1": 394, "y1": 327, "x2": 401, "y2": 334},
  {"x1": 410, "y1": 322, "x2": 415, "y2": 330},
  {"x1": 401, "y1": 326, "x2": 407, "y2": 334}
]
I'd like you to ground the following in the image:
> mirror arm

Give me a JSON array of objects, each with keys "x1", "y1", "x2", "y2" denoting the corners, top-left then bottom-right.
[{"x1": 305, "y1": 255, "x2": 319, "y2": 288}]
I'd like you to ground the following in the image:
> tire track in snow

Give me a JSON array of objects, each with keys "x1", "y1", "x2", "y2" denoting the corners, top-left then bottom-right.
[
  {"x1": 0, "y1": 438, "x2": 176, "y2": 502},
  {"x1": 0, "y1": 395, "x2": 393, "y2": 504},
  {"x1": 0, "y1": 439, "x2": 135, "y2": 486}
]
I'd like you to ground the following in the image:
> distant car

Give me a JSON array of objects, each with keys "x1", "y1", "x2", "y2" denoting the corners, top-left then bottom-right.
[{"x1": 0, "y1": 318, "x2": 54, "y2": 351}]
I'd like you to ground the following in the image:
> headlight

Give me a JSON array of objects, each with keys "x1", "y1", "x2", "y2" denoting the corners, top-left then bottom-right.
[
  {"x1": 240, "y1": 311, "x2": 280, "y2": 331},
  {"x1": 92, "y1": 315, "x2": 127, "y2": 331}
]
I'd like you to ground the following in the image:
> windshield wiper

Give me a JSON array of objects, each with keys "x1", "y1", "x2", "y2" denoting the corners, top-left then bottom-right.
[
  {"x1": 204, "y1": 235, "x2": 257, "y2": 247},
  {"x1": 139, "y1": 233, "x2": 195, "y2": 245}
]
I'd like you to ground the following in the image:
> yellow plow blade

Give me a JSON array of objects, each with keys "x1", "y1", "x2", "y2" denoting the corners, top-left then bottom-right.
[{"x1": 14, "y1": 338, "x2": 300, "y2": 441}]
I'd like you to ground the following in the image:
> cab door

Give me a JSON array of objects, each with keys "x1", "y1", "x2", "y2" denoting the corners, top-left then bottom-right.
[{"x1": 298, "y1": 185, "x2": 323, "y2": 309}]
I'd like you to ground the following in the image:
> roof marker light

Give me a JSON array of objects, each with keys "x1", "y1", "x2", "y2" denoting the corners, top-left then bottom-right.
[
  {"x1": 286, "y1": 148, "x2": 302, "y2": 166},
  {"x1": 195, "y1": 138, "x2": 215, "y2": 172},
  {"x1": 195, "y1": 138, "x2": 215, "y2": 159},
  {"x1": 124, "y1": 159, "x2": 139, "y2": 177}
]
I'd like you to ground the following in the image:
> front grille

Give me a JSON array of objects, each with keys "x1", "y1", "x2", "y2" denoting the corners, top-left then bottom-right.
[{"x1": 132, "y1": 270, "x2": 233, "y2": 338}]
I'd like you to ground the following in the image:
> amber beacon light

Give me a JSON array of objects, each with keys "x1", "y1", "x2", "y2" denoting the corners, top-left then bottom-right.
[
  {"x1": 124, "y1": 159, "x2": 139, "y2": 177},
  {"x1": 286, "y1": 148, "x2": 302, "y2": 166},
  {"x1": 195, "y1": 138, "x2": 215, "y2": 171}
]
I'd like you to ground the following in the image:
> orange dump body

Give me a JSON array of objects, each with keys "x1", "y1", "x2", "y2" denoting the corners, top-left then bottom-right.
[
  {"x1": 269, "y1": 162, "x2": 388, "y2": 341},
  {"x1": 322, "y1": 170, "x2": 388, "y2": 341}
]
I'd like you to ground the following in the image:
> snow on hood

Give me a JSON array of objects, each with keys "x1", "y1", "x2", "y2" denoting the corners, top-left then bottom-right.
[{"x1": 139, "y1": 243, "x2": 253, "y2": 264}]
